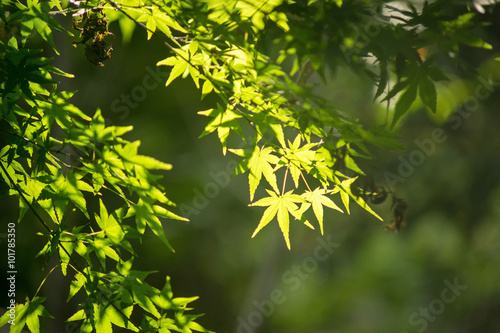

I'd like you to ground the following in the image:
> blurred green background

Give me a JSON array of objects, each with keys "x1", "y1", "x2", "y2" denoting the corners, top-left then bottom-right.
[{"x1": 2, "y1": 6, "x2": 500, "y2": 333}]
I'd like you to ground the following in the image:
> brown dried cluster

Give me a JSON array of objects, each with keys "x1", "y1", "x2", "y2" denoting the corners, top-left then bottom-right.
[
  {"x1": 352, "y1": 176, "x2": 408, "y2": 232},
  {"x1": 73, "y1": 8, "x2": 113, "y2": 66}
]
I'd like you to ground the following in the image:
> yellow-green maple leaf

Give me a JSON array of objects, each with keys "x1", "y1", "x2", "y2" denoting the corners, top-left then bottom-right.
[
  {"x1": 300, "y1": 187, "x2": 343, "y2": 235},
  {"x1": 247, "y1": 146, "x2": 281, "y2": 201},
  {"x1": 339, "y1": 177, "x2": 382, "y2": 220},
  {"x1": 250, "y1": 189, "x2": 308, "y2": 249},
  {"x1": 281, "y1": 134, "x2": 317, "y2": 188}
]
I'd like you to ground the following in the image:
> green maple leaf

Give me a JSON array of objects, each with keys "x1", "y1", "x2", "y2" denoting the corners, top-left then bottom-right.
[
  {"x1": 198, "y1": 106, "x2": 243, "y2": 155},
  {"x1": 250, "y1": 189, "x2": 308, "y2": 250},
  {"x1": 300, "y1": 187, "x2": 343, "y2": 235},
  {"x1": 247, "y1": 145, "x2": 282, "y2": 201},
  {"x1": 0, "y1": 297, "x2": 54, "y2": 333},
  {"x1": 38, "y1": 91, "x2": 91, "y2": 130},
  {"x1": 125, "y1": 199, "x2": 177, "y2": 252},
  {"x1": 339, "y1": 177, "x2": 382, "y2": 220},
  {"x1": 17, "y1": 0, "x2": 73, "y2": 54},
  {"x1": 281, "y1": 134, "x2": 317, "y2": 188},
  {"x1": 51, "y1": 169, "x2": 92, "y2": 219},
  {"x1": 95, "y1": 199, "x2": 125, "y2": 245}
]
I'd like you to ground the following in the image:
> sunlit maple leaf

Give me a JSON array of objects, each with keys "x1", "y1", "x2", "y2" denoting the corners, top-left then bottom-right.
[{"x1": 250, "y1": 189, "x2": 308, "y2": 249}]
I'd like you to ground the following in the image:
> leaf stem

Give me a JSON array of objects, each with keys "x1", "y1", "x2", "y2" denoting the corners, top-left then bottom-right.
[
  {"x1": 386, "y1": 72, "x2": 391, "y2": 125},
  {"x1": 300, "y1": 171, "x2": 312, "y2": 192},
  {"x1": 34, "y1": 264, "x2": 60, "y2": 298},
  {"x1": 282, "y1": 167, "x2": 288, "y2": 196}
]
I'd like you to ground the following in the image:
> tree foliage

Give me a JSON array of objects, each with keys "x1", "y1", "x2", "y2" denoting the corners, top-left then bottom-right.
[{"x1": 0, "y1": 0, "x2": 498, "y2": 331}]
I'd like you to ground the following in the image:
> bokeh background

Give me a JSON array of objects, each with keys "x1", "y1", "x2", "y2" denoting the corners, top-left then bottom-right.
[{"x1": 1, "y1": 3, "x2": 500, "y2": 333}]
